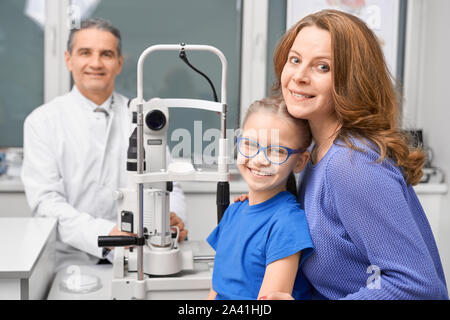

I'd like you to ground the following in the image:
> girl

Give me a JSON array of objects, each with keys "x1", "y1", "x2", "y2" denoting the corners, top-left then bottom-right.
[
  {"x1": 206, "y1": 97, "x2": 314, "y2": 300},
  {"x1": 266, "y1": 9, "x2": 447, "y2": 299}
]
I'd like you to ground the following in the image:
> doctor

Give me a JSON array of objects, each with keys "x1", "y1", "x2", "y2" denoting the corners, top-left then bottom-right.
[{"x1": 21, "y1": 18, "x2": 187, "y2": 270}]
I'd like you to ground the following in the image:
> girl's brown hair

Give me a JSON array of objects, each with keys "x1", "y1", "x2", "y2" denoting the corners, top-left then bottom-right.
[
  {"x1": 272, "y1": 9, "x2": 425, "y2": 185},
  {"x1": 243, "y1": 97, "x2": 312, "y2": 151}
]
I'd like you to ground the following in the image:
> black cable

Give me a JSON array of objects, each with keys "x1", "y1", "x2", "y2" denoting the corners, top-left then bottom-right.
[{"x1": 179, "y1": 47, "x2": 218, "y2": 102}]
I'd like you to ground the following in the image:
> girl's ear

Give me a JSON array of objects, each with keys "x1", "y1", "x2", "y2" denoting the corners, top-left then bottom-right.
[{"x1": 293, "y1": 151, "x2": 310, "y2": 173}]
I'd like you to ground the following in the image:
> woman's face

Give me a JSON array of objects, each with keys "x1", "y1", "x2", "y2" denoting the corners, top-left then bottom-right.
[{"x1": 281, "y1": 26, "x2": 335, "y2": 122}]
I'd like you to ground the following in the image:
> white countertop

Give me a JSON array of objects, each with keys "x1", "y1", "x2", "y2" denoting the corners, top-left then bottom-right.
[
  {"x1": 0, "y1": 217, "x2": 56, "y2": 278},
  {"x1": 183, "y1": 180, "x2": 449, "y2": 195},
  {"x1": 1, "y1": 175, "x2": 447, "y2": 195},
  {"x1": 0, "y1": 175, "x2": 250, "y2": 194},
  {"x1": 0, "y1": 176, "x2": 25, "y2": 192},
  {"x1": 47, "y1": 240, "x2": 214, "y2": 300}
]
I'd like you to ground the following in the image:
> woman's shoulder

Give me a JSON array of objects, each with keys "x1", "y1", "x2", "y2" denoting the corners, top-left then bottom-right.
[
  {"x1": 327, "y1": 137, "x2": 399, "y2": 169},
  {"x1": 323, "y1": 137, "x2": 406, "y2": 188},
  {"x1": 328, "y1": 137, "x2": 380, "y2": 162}
]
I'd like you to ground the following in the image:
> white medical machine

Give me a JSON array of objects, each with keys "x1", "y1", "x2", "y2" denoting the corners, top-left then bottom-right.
[{"x1": 97, "y1": 44, "x2": 230, "y2": 299}]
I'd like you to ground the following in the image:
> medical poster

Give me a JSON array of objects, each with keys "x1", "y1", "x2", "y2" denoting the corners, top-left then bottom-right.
[{"x1": 286, "y1": 0, "x2": 401, "y2": 77}]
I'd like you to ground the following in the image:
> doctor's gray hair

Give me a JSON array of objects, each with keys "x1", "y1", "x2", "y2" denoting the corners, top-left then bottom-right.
[{"x1": 67, "y1": 18, "x2": 122, "y2": 56}]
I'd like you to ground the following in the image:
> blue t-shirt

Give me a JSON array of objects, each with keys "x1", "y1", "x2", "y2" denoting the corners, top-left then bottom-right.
[{"x1": 207, "y1": 191, "x2": 314, "y2": 300}]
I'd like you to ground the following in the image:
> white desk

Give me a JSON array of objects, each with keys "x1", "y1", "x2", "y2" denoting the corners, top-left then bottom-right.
[
  {"x1": 47, "y1": 240, "x2": 214, "y2": 300},
  {"x1": 0, "y1": 217, "x2": 56, "y2": 300}
]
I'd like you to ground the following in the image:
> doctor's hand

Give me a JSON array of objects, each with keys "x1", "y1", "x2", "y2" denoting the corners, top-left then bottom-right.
[
  {"x1": 106, "y1": 225, "x2": 136, "y2": 250},
  {"x1": 170, "y1": 212, "x2": 188, "y2": 242},
  {"x1": 109, "y1": 225, "x2": 136, "y2": 237}
]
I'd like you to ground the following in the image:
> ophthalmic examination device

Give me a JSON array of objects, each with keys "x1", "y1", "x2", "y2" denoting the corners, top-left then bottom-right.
[{"x1": 97, "y1": 44, "x2": 230, "y2": 300}]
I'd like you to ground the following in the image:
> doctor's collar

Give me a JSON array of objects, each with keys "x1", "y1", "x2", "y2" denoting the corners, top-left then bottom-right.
[{"x1": 71, "y1": 85, "x2": 114, "y2": 112}]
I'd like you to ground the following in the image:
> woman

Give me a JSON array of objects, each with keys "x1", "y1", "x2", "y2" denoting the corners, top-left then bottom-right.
[{"x1": 265, "y1": 9, "x2": 447, "y2": 299}]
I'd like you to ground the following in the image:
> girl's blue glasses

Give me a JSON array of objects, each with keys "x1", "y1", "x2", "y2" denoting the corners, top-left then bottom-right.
[{"x1": 236, "y1": 137, "x2": 304, "y2": 165}]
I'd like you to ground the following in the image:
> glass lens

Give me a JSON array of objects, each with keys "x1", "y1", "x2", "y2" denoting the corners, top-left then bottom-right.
[
  {"x1": 238, "y1": 138, "x2": 259, "y2": 157},
  {"x1": 266, "y1": 146, "x2": 289, "y2": 164}
]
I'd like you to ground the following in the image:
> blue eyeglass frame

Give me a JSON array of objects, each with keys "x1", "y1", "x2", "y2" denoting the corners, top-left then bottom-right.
[{"x1": 236, "y1": 136, "x2": 305, "y2": 165}]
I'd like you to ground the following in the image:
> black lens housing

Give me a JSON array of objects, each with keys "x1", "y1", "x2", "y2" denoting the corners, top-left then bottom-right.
[{"x1": 145, "y1": 110, "x2": 166, "y2": 131}]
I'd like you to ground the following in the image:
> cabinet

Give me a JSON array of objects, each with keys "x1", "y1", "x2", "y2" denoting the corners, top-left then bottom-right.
[{"x1": 0, "y1": 218, "x2": 56, "y2": 299}]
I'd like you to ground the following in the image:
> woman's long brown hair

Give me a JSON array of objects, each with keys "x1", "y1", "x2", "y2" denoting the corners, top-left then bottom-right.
[{"x1": 272, "y1": 9, "x2": 425, "y2": 185}]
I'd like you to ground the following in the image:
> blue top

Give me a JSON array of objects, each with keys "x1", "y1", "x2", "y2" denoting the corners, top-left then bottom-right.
[
  {"x1": 298, "y1": 139, "x2": 448, "y2": 300},
  {"x1": 207, "y1": 191, "x2": 314, "y2": 300}
]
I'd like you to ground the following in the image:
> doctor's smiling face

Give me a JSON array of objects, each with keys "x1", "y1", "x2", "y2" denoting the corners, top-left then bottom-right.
[{"x1": 65, "y1": 28, "x2": 123, "y2": 105}]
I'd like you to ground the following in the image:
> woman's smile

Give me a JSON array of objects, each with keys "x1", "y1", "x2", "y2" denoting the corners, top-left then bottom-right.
[{"x1": 289, "y1": 89, "x2": 316, "y2": 101}]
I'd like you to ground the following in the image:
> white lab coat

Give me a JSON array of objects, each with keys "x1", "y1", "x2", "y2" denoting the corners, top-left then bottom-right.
[{"x1": 21, "y1": 86, "x2": 186, "y2": 270}]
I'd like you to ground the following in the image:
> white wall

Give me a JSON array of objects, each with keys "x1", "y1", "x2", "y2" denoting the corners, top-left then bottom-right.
[{"x1": 403, "y1": 0, "x2": 450, "y2": 284}]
